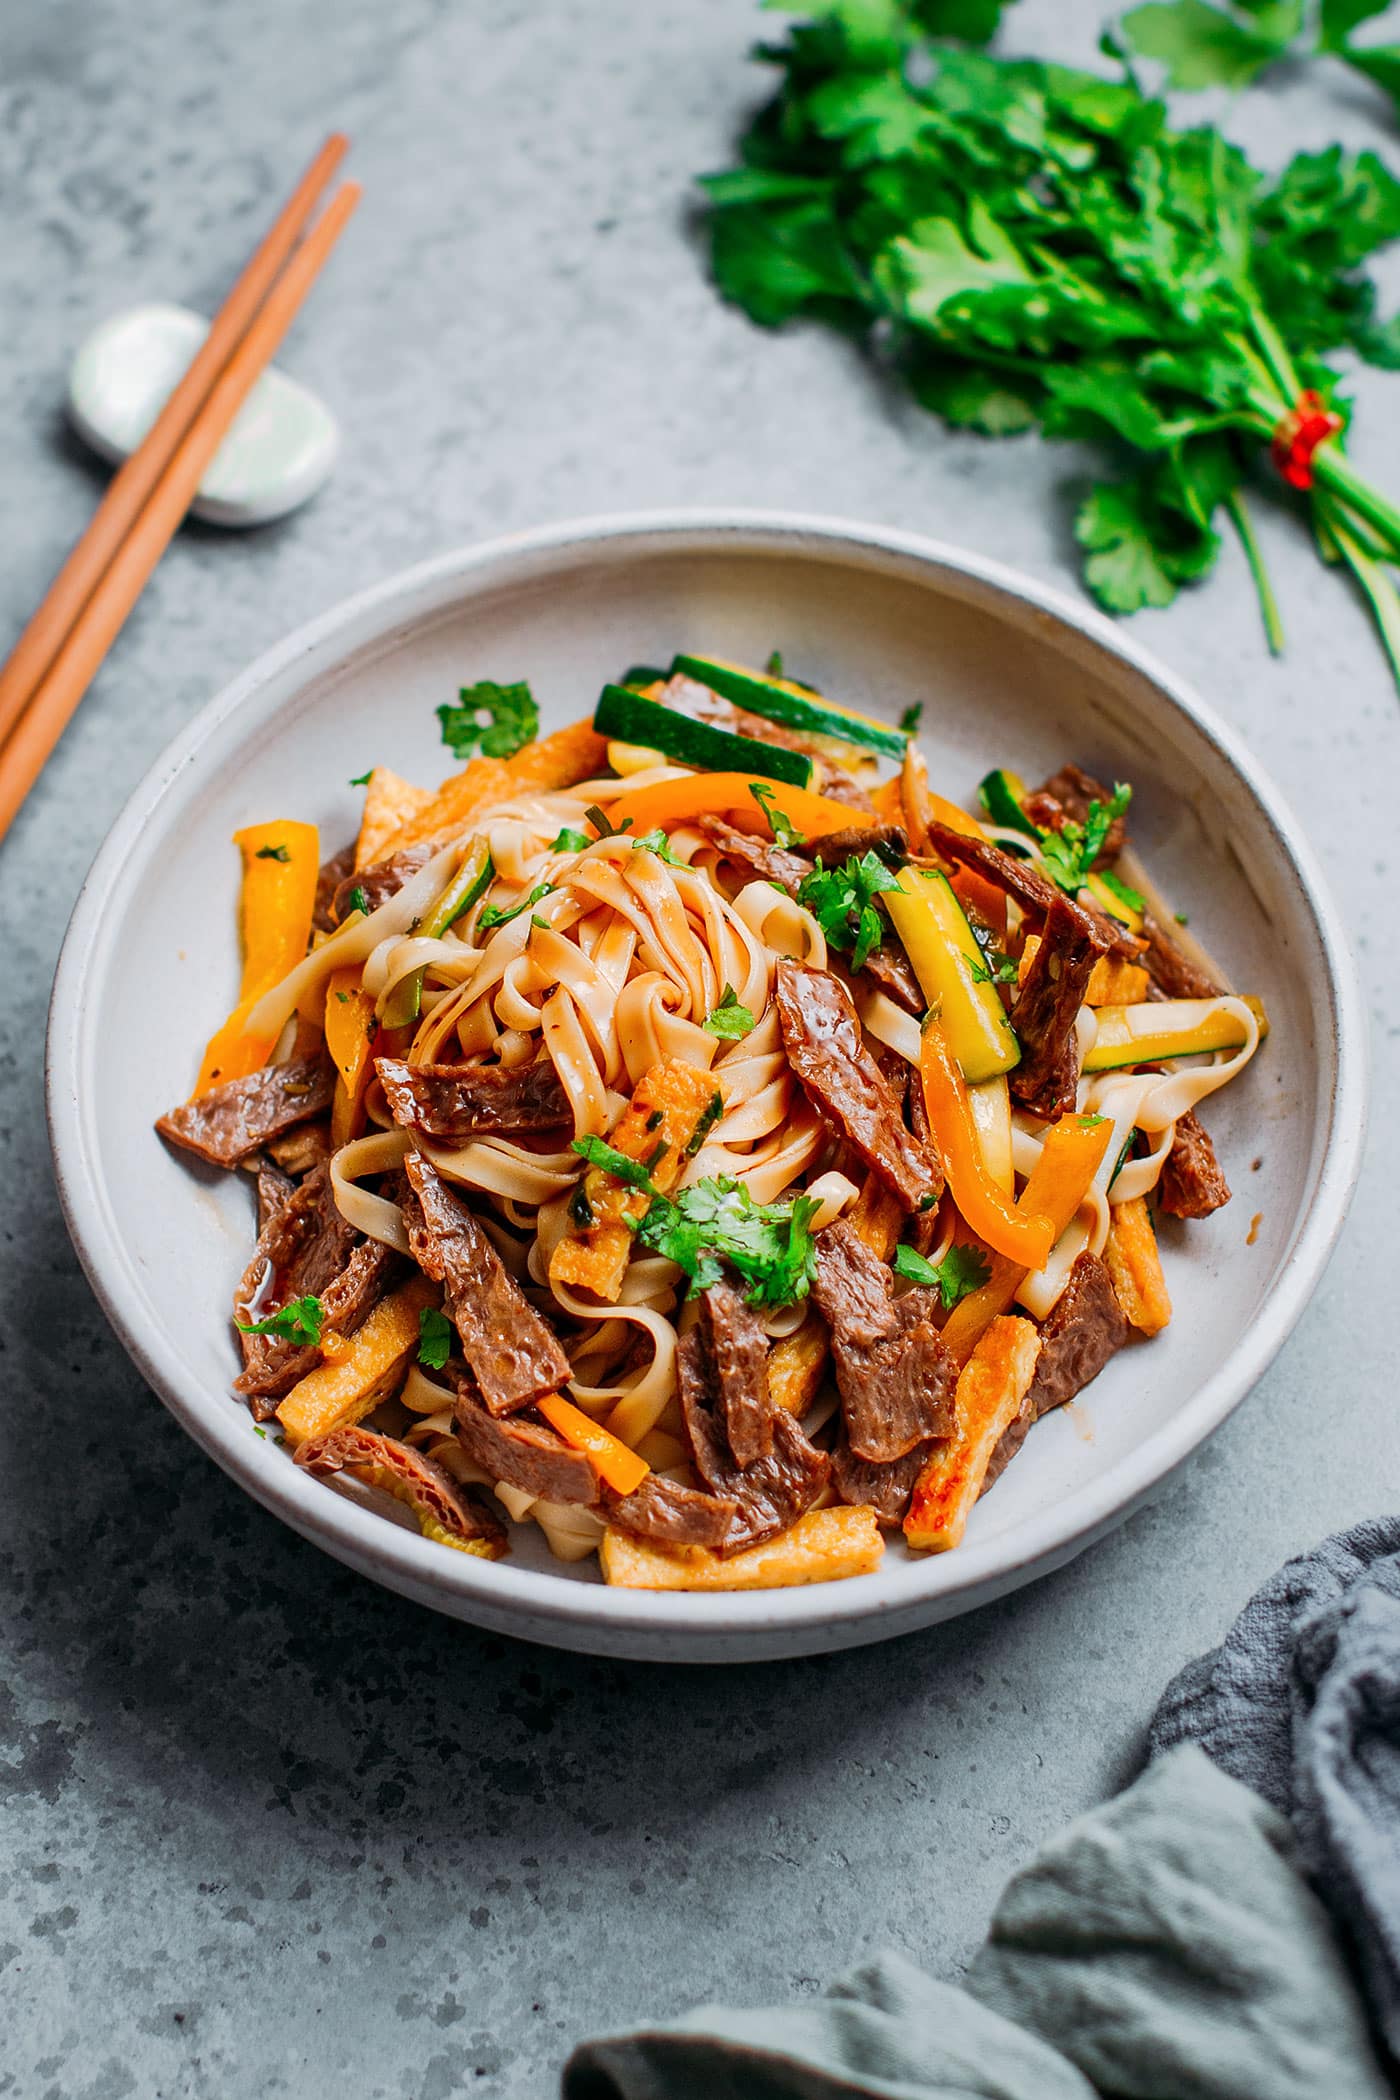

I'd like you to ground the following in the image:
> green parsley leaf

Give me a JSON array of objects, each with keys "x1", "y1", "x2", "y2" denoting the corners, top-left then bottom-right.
[
  {"x1": 892, "y1": 1240, "x2": 991, "y2": 1310},
  {"x1": 437, "y1": 678, "x2": 539, "y2": 761},
  {"x1": 571, "y1": 1136, "x2": 663, "y2": 1193},
  {"x1": 796, "y1": 851, "x2": 902, "y2": 972},
  {"x1": 634, "y1": 1177, "x2": 822, "y2": 1308},
  {"x1": 237, "y1": 1294, "x2": 324, "y2": 1346},
  {"x1": 702, "y1": 984, "x2": 758, "y2": 1040},
  {"x1": 478, "y1": 881, "x2": 554, "y2": 931},
  {"x1": 417, "y1": 1306, "x2": 454, "y2": 1371},
  {"x1": 551, "y1": 826, "x2": 593, "y2": 853},
  {"x1": 899, "y1": 702, "x2": 923, "y2": 735},
  {"x1": 347, "y1": 885, "x2": 371, "y2": 918},
  {"x1": 349, "y1": 769, "x2": 374, "y2": 787},
  {"x1": 748, "y1": 780, "x2": 806, "y2": 848},
  {"x1": 255, "y1": 843, "x2": 291, "y2": 862}
]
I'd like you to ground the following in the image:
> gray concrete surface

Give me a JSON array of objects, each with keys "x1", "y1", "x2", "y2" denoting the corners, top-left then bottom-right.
[{"x1": 2, "y1": 3, "x2": 1397, "y2": 2093}]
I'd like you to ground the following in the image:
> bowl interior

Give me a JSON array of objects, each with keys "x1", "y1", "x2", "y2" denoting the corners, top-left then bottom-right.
[{"x1": 52, "y1": 519, "x2": 1353, "y2": 1656}]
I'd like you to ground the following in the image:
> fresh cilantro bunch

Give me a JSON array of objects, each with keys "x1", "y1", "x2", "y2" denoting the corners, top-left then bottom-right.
[
  {"x1": 893, "y1": 1239, "x2": 991, "y2": 1307},
  {"x1": 438, "y1": 678, "x2": 539, "y2": 760},
  {"x1": 1036, "y1": 784, "x2": 1143, "y2": 908},
  {"x1": 702, "y1": 2, "x2": 1400, "y2": 683},
  {"x1": 797, "y1": 850, "x2": 903, "y2": 970},
  {"x1": 636, "y1": 1177, "x2": 824, "y2": 1307},
  {"x1": 1119, "y1": 0, "x2": 1400, "y2": 113}
]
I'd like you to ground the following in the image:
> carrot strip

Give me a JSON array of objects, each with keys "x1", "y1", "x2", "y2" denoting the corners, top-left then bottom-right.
[
  {"x1": 940, "y1": 1112, "x2": 1115, "y2": 1364},
  {"x1": 595, "y1": 772, "x2": 873, "y2": 841},
  {"x1": 324, "y1": 966, "x2": 377, "y2": 1148},
  {"x1": 504, "y1": 718, "x2": 608, "y2": 792},
  {"x1": 193, "y1": 820, "x2": 320, "y2": 1095},
  {"x1": 537, "y1": 1395, "x2": 650, "y2": 1497},
  {"x1": 920, "y1": 1019, "x2": 1054, "y2": 1267}
]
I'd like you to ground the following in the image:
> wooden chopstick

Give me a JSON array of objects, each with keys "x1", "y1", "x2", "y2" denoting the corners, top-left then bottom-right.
[
  {"x1": 0, "y1": 134, "x2": 348, "y2": 757},
  {"x1": 0, "y1": 179, "x2": 361, "y2": 847}
]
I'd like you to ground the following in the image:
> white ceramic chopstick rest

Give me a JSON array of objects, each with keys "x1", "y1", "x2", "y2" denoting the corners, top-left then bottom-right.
[{"x1": 67, "y1": 302, "x2": 339, "y2": 528}]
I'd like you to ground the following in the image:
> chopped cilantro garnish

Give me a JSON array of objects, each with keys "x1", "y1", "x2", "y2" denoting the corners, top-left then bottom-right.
[
  {"x1": 748, "y1": 780, "x2": 805, "y2": 848},
  {"x1": 634, "y1": 1177, "x2": 822, "y2": 1308},
  {"x1": 702, "y1": 984, "x2": 757, "y2": 1040},
  {"x1": 550, "y1": 825, "x2": 593, "y2": 854},
  {"x1": 349, "y1": 769, "x2": 374, "y2": 787},
  {"x1": 1038, "y1": 785, "x2": 1133, "y2": 897},
  {"x1": 347, "y1": 885, "x2": 371, "y2": 918},
  {"x1": 765, "y1": 649, "x2": 784, "y2": 678},
  {"x1": 255, "y1": 844, "x2": 291, "y2": 862},
  {"x1": 1097, "y1": 866, "x2": 1147, "y2": 915},
  {"x1": 478, "y1": 881, "x2": 554, "y2": 931},
  {"x1": 437, "y1": 678, "x2": 539, "y2": 761},
  {"x1": 796, "y1": 851, "x2": 901, "y2": 973},
  {"x1": 1175, "y1": 911, "x2": 1190, "y2": 926},
  {"x1": 892, "y1": 1242, "x2": 991, "y2": 1311},
  {"x1": 571, "y1": 1136, "x2": 661, "y2": 1192},
  {"x1": 631, "y1": 827, "x2": 687, "y2": 866},
  {"x1": 899, "y1": 702, "x2": 923, "y2": 736},
  {"x1": 584, "y1": 803, "x2": 634, "y2": 839},
  {"x1": 686, "y1": 1091, "x2": 724, "y2": 1157},
  {"x1": 417, "y1": 1306, "x2": 454, "y2": 1371},
  {"x1": 966, "y1": 944, "x2": 1017, "y2": 987},
  {"x1": 237, "y1": 1294, "x2": 324, "y2": 1346}
]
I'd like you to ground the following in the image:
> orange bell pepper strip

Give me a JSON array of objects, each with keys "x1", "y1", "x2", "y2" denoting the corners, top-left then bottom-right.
[
  {"x1": 193, "y1": 820, "x2": 320, "y2": 1096},
  {"x1": 594, "y1": 772, "x2": 873, "y2": 843},
  {"x1": 537, "y1": 1395, "x2": 650, "y2": 1497},
  {"x1": 940, "y1": 1111, "x2": 1115, "y2": 1364},
  {"x1": 920, "y1": 1018, "x2": 1056, "y2": 1268},
  {"x1": 324, "y1": 966, "x2": 378, "y2": 1148}
]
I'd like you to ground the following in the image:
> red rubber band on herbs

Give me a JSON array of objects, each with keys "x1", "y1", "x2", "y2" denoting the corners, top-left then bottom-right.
[{"x1": 1271, "y1": 391, "x2": 1344, "y2": 492}]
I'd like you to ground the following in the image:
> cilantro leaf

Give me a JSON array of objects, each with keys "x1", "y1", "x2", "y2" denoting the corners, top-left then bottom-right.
[
  {"x1": 748, "y1": 780, "x2": 806, "y2": 847},
  {"x1": 630, "y1": 828, "x2": 687, "y2": 866},
  {"x1": 1097, "y1": 866, "x2": 1147, "y2": 914},
  {"x1": 765, "y1": 649, "x2": 784, "y2": 677},
  {"x1": 418, "y1": 1306, "x2": 454, "y2": 1371},
  {"x1": 571, "y1": 1136, "x2": 662, "y2": 1193},
  {"x1": 255, "y1": 844, "x2": 291, "y2": 862},
  {"x1": 702, "y1": 985, "x2": 758, "y2": 1040},
  {"x1": 797, "y1": 851, "x2": 902, "y2": 971},
  {"x1": 965, "y1": 943, "x2": 1018, "y2": 986},
  {"x1": 237, "y1": 1294, "x2": 324, "y2": 1346},
  {"x1": 551, "y1": 826, "x2": 593, "y2": 853},
  {"x1": 347, "y1": 885, "x2": 371, "y2": 918},
  {"x1": 478, "y1": 881, "x2": 554, "y2": 931},
  {"x1": 1037, "y1": 783, "x2": 1132, "y2": 896},
  {"x1": 893, "y1": 1240, "x2": 991, "y2": 1309},
  {"x1": 437, "y1": 678, "x2": 539, "y2": 761},
  {"x1": 1118, "y1": 0, "x2": 1297, "y2": 91},
  {"x1": 634, "y1": 1177, "x2": 822, "y2": 1307},
  {"x1": 899, "y1": 702, "x2": 923, "y2": 735},
  {"x1": 1076, "y1": 481, "x2": 1217, "y2": 615},
  {"x1": 349, "y1": 769, "x2": 374, "y2": 787}
]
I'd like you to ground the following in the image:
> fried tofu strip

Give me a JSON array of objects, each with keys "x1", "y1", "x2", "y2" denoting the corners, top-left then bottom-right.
[
  {"x1": 354, "y1": 767, "x2": 433, "y2": 870},
  {"x1": 550, "y1": 1059, "x2": 723, "y2": 1302},
  {"x1": 904, "y1": 1315, "x2": 1041, "y2": 1552},
  {"x1": 1103, "y1": 1194, "x2": 1173, "y2": 1334},
  {"x1": 600, "y1": 1504, "x2": 883, "y2": 1591},
  {"x1": 767, "y1": 1176, "x2": 904, "y2": 1415},
  {"x1": 276, "y1": 1276, "x2": 437, "y2": 1446}
]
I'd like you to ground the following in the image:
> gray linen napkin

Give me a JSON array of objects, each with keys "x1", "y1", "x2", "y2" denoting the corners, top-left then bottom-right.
[
  {"x1": 564, "y1": 1745, "x2": 1392, "y2": 2099},
  {"x1": 1148, "y1": 1514, "x2": 1400, "y2": 2061}
]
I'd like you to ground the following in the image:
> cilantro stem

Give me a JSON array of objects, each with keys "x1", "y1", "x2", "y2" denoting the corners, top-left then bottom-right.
[
  {"x1": 1323, "y1": 502, "x2": 1400, "y2": 691},
  {"x1": 1310, "y1": 446, "x2": 1400, "y2": 562},
  {"x1": 1224, "y1": 490, "x2": 1284, "y2": 657}
]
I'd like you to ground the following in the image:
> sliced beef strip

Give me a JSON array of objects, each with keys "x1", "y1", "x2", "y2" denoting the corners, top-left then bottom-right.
[
  {"x1": 793, "y1": 824, "x2": 908, "y2": 866},
  {"x1": 774, "y1": 961, "x2": 943, "y2": 1212},
  {"x1": 678, "y1": 1327, "x2": 830, "y2": 1557},
  {"x1": 984, "y1": 1251, "x2": 1129, "y2": 1491},
  {"x1": 264, "y1": 1119, "x2": 332, "y2": 1178},
  {"x1": 157, "y1": 1054, "x2": 335, "y2": 1169},
  {"x1": 831, "y1": 1435, "x2": 935, "y2": 1527},
  {"x1": 452, "y1": 1377, "x2": 599, "y2": 1505},
  {"x1": 1022, "y1": 763, "x2": 1128, "y2": 864},
  {"x1": 701, "y1": 821, "x2": 923, "y2": 1014},
  {"x1": 295, "y1": 1423, "x2": 507, "y2": 1551},
  {"x1": 1158, "y1": 1106, "x2": 1231, "y2": 1218},
  {"x1": 403, "y1": 1151, "x2": 571, "y2": 1414},
  {"x1": 314, "y1": 844, "x2": 355, "y2": 933},
  {"x1": 693, "y1": 1280, "x2": 775, "y2": 1469},
  {"x1": 819, "y1": 771, "x2": 877, "y2": 813},
  {"x1": 331, "y1": 843, "x2": 435, "y2": 924},
  {"x1": 376, "y1": 1056, "x2": 571, "y2": 1140},
  {"x1": 1008, "y1": 892, "x2": 1108, "y2": 1120},
  {"x1": 255, "y1": 1158, "x2": 296, "y2": 1233},
  {"x1": 232, "y1": 1164, "x2": 358, "y2": 1413},
  {"x1": 924, "y1": 823, "x2": 1143, "y2": 962},
  {"x1": 810, "y1": 1221, "x2": 957, "y2": 1461},
  {"x1": 1141, "y1": 912, "x2": 1225, "y2": 1001},
  {"x1": 603, "y1": 1471, "x2": 739, "y2": 1549}
]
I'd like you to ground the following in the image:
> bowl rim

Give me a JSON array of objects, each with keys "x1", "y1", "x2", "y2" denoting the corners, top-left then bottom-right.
[{"x1": 45, "y1": 507, "x2": 1369, "y2": 1651}]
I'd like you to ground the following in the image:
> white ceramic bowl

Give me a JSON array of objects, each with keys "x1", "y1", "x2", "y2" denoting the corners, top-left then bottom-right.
[{"x1": 47, "y1": 513, "x2": 1366, "y2": 1662}]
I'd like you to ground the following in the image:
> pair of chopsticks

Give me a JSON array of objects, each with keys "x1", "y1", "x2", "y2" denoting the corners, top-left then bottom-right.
[{"x1": 0, "y1": 135, "x2": 360, "y2": 847}]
